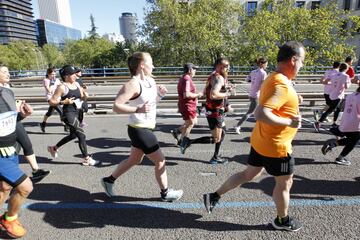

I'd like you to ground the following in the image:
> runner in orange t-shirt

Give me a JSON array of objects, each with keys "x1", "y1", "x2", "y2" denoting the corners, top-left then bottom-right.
[{"x1": 203, "y1": 41, "x2": 305, "y2": 232}]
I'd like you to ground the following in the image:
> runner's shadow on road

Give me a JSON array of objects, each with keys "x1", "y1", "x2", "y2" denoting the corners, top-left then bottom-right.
[
  {"x1": 295, "y1": 157, "x2": 333, "y2": 165},
  {"x1": 229, "y1": 154, "x2": 248, "y2": 165},
  {"x1": 75, "y1": 152, "x2": 178, "y2": 167},
  {"x1": 231, "y1": 136, "x2": 250, "y2": 143},
  {"x1": 86, "y1": 137, "x2": 131, "y2": 149},
  {"x1": 28, "y1": 183, "x2": 270, "y2": 231},
  {"x1": 292, "y1": 139, "x2": 325, "y2": 146},
  {"x1": 242, "y1": 175, "x2": 360, "y2": 198},
  {"x1": 19, "y1": 155, "x2": 52, "y2": 164},
  {"x1": 30, "y1": 206, "x2": 270, "y2": 231}
]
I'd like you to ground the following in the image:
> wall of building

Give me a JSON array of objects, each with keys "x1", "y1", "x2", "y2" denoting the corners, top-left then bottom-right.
[{"x1": 0, "y1": 0, "x2": 37, "y2": 44}]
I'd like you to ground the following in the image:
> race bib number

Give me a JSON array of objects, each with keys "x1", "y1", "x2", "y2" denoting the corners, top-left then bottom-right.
[{"x1": 0, "y1": 111, "x2": 17, "y2": 137}]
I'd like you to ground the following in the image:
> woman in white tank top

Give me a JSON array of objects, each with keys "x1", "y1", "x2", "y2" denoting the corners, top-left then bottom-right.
[{"x1": 101, "y1": 52, "x2": 183, "y2": 202}]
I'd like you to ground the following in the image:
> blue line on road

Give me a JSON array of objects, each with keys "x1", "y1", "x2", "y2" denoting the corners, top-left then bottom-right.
[{"x1": 19, "y1": 197, "x2": 360, "y2": 210}]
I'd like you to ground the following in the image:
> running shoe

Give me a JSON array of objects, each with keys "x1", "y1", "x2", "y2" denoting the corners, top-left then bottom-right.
[
  {"x1": 47, "y1": 146, "x2": 58, "y2": 158},
  {"x1": 161, "y1": 188, "x2": 183, "y2": 202},
  {"x1": 180, "y1": 137, "x2": 190, "y2": 154},
  {"x1": 203, "y1": 192, "x2": 220, "y2": 213},
  {"x1": 313, "y1": 121, "x2": 320, "y2": 133},
  {"x1": 234, "y1": 126, "x2": 241, "y2": 135},
  {"x1": 101, "y1": 178, "x2": 115, "y2": 197},
  {"x1": 271, "y1": 216, "x2": 302, "y2": 232},
  {"x1": 0, "y1": 214, "x2": 27, "y2": 238},
  {"x1": 312, "y1": 110, "x2": 319, "y2": 121},
  {"x1": 39, "y1": 122, "x2": 46, "y2": 133},
  {"x1": 82, "y1": 156, "x2": 100, "y2": 166},
  {"x1": 170, "y1": 128, "x2": 180, "y2": 145},
  {"x1": 30, "y1": 169, "x2": 51, "y2": 183},
  {"x1": 209, "y1": 156, "x2": 228, "y2": 164},
  {"x1": 335, "y1": 157, "x2": 351, "y2": 166},
  {"x1": 321, "y1": 139, "x2": 337, "y2": 155}
]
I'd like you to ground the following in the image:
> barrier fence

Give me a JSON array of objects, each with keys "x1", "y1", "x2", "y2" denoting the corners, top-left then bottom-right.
[{"x1": 9, "y1": 66, "x2": 360, "y2": 79}]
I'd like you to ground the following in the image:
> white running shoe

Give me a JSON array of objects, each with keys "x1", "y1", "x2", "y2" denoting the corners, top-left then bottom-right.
[
  {"x1": 234, "y1": 126, "x2": 241, "y2": 135},
  {"x1": 47, "y1": 146, "x2": 58, "y2": 158},
  {"x1": 161, "y1": 189, "x2": 183, "y2": 202},
  {"x1": 82, "y1": 156, "x2": 100, "y2": 166},
  {"x1": 101, "y1": 178, "x2": 115, "y2": 197}
]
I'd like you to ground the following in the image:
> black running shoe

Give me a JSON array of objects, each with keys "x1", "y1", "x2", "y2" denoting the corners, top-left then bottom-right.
[
  {"x1": 30, "y1": 169, "x2": 51, "y2": 183},
  {"x1": 203, "y1": 193, "x2": 220, "y2": 213},
  {"x1": 271, "y1": 216, "x2": 302, "y2": 232},
  {"x1": 170, "y1": 128, "x2": 180, "y2": 145},
  {"x1": 209, "y1": 156, "x2": 228, "y2": 164},
  {"x1": 39, "y1": 122, "x2": 46, "y2": 133},
  {"x1": 335, "y1": 157, "x2": 351, "y2": 166},
  {"x1": 180, "y1": 137, "x2": 191, "y2": 154},
  {"x1": 321, "y1": 139, "x2": 337, "y2": 155},
  {"x1": 313, "y1": 121, "x2": 320, "y2": 133}
]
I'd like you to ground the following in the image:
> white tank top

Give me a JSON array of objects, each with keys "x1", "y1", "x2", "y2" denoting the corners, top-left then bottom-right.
[{"x1": 128, "y1": 76, "x2": 157, "y2": 129}]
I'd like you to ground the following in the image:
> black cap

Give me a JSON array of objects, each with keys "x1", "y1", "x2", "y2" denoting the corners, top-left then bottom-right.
[
  {"x1": 59, "y1": 65, "x2": 81, "y2": 78},
  {"x1": 183, "y1": 63, "x2": 198, "y2": 73}
]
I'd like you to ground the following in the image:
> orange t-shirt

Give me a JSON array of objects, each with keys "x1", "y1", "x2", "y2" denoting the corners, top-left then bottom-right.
[{"x1": 250, "y1": 72, "x2": 299, "y2": 158}]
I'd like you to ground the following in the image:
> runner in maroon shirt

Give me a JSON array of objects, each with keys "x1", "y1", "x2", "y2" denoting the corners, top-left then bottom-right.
[{"x1": 171, "y1": 63, "x2": 203, "y2": 154}]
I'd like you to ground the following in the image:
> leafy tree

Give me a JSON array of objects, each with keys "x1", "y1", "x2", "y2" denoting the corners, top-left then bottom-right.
[
  {"x1": 141, "y1": 0, "x2": 244, "y2": 66},
  {"x1": 234, "y1": 0, "x2": 360, "y2": 66},
  {"x1": 4, "y1": 41, "x2": 39, "y2": 70},
  {"x1": 63, "y1": 38, "x2": 115, "y2": 68},
  {"x1": 42, "y1": 44, "x2": 64, "y2": 68}
]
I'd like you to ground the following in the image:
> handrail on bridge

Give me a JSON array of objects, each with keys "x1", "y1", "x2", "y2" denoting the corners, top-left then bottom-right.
[{"x1": 11, "y1": 65, "x2": 358, "y2": 79}]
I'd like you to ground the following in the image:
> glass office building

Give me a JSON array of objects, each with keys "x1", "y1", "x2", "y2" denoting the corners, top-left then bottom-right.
[
  {"x1": 0, "y1": 0, "x2": 37, "y2": 44},
  {"x1": 36, "y1": 19, "x2": 81, "y2": 48}
]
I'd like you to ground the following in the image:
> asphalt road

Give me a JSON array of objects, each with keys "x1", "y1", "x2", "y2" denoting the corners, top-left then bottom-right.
[{"x1": 3, "y1": 111, "x2": 359, "y2": 240}]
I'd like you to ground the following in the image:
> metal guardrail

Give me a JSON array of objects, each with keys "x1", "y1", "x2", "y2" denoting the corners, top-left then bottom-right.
[
  {"x1": 10, "y1": 66, "x2": 359, "y2": 78},
  {"x1": 16, "y1": 92, "x2": 325, "y2": 109},
  {"x1": 9, "y1": 74, "x2": 324, "y2": 88}
]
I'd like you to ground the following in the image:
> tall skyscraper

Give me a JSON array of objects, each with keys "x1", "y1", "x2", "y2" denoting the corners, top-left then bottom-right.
[
  {"x1": 119, "y1": 12, "x2": 137, "y2": 42},
  {"x1": 37, "y1": 0, "x2": 72, "y2": 27},
  {"x1": 0, "y1": 0, "x2": 37, "y2": 44}
]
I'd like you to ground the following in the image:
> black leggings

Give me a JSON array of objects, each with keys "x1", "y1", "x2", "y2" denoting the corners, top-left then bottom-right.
[
  {"x1": 319, "y1": 98, "x2": 340, "y2": 122},
  {"x1": 56, "y1": 111, "x2": 88, "y2": 158},
  {"x1": 45, "y1": 104, "x2": 63, "y2": 118},
  {"x1": 337, "y1": 131, "x2": 360, "y2": 157},
  {"x1": 15, "y1": 121, "x2": 34, "y2": 156}
]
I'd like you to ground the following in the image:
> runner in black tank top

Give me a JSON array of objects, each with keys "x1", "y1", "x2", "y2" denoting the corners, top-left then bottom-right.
[{"x1": 47, "y1": 65, "x2": 100, "y2": 166}]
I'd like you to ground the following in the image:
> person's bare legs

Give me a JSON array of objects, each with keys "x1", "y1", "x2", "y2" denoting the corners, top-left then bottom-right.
[
  {"x1": 146, "y1": 148, "x2": 167, "y2": 190},
  {"x1": 111, "y1": 146, "x2": 144, "y2": 179},
  {"x1": 216, "y1": 166, "x2": 263, "y2": 196},
  {"x1": 272, "y1": 174, "x2": 293, "y2": 218},
  {"x1": 181, "y1": 117, "x2": 197, "y2": 139},
  {"x1": 24, "y1": 154, "x2": 39, "y2": 171},
  {"x1": 0, "y1": 181, "x2": 11, "y2": 208},
  {"x1": 1, "y1": 178, "x2": 33, "y2": 216}
]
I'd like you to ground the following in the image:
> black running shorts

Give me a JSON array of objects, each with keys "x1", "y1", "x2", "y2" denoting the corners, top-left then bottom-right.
[
  {"x1": 248, "y1": 147, "x2": 294, "y2": 176},
  {"x1": 128, "y1": 126, "x2": 160, "y2": 154}
]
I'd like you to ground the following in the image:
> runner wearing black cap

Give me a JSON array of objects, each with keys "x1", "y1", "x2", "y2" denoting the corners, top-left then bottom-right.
[{"x1": 47, "y1": 65, "x2": 99, "y2": 166}]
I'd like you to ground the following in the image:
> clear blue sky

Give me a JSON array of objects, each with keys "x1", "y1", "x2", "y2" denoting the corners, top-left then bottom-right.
[{"x1": 31, "y1": 0, "x2": 148, "y2": 37}]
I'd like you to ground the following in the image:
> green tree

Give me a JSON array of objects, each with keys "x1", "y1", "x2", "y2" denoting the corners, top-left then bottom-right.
[
  {"x1": 4, "y1": 41, "x2": 39, "y2": 70},
  {"x1": 234, "y1": 0, "x2": 360, "y2": 65},
  {"x1": 141, "y1": 0, "x2": 244, "y2": 66},
  {"x1": 63, "y1": 38, "x2": 115, "y2": 68},
  {"x1": 42, "y1": 44, "x2": 64, "y2": 68}
]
